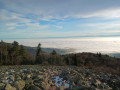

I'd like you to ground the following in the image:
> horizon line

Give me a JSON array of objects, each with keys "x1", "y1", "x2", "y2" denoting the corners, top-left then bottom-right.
[{"x1": 0, "y1": 35, "x2": 120, "y2": 39}]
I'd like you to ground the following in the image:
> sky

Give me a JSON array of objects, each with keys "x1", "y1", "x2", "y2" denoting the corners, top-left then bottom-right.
[{"x1": 0, "y1": 0, "x2": 120, "y2": 39}]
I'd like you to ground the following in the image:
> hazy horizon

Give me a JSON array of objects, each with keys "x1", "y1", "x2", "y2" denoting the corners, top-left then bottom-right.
[
  {"x1": 0, "y1": 0, "x2": 120, "y2": 54},
  {"x1": 2, "y1": 37, "x2": 120, "y2": 54}
]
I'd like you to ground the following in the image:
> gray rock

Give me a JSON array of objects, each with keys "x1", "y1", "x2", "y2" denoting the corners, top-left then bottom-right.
[
  {"x1": 33, "y1": 79, "x2": 43, "y2": 89},
  {"x1": 9, "y1": 76, "x2": 15, "y2": 81},
  {"x1": 15, "y1": 75, "x2": 21, "y2": 80},
  {"x1": 59, "y1": 86, "x2": 67, "y2": 90},
  {"x1": 0, "y1": 83, "x2": 5, "y2": 90},
  {"x1": 25, "y1": 78, "x2": 33, "y2": 85},
  {"x1": 94, "y1": 79, "x2": 101, "y2": 87},
  {"x1": 28, "y1": 85, "x2": 42, "y2": 90},
  {"x1": 5, "y1": 83, "x2": 16, "y2": 90},
  {"x1": 37, "y1": 75, "x2": 44, "y2": 79},
  {"x1": 14, "y1": 80, "x2": 25, "y2": 90},
  {"x1": 1, "y1": 78, "x2": 6, "y2": 83},
  {"x1": 103, "y1": 84, "x2": 112, "y2": 90},
  {"x1": 41, "y1": 81, "x2": 51, "y2": 90}
]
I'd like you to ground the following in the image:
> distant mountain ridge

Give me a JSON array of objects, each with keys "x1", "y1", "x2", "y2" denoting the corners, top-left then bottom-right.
[
  {"x1": 24, "y1": 46, "x2": 75, "y2": 55},
  {"x1": 108, "y1": 53, "x2": 120, "y2": 58},
  {"x1": 24, "y1": 46, "x2": 120, "y2": 58}
]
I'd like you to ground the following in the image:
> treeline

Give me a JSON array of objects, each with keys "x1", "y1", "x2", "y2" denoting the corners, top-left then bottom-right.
[
  {"x1": 0, "y1": 40, "x2": 35, "y2": 65},
  {"x1": 0, "y1": 40, "x2": 120, "y2": 75}
]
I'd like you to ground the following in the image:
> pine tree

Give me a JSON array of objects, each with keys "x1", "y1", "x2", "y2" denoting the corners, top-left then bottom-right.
[
  {"x1": 50, "y1": 50, "x2": 57, "y2": 64},
  {"x1": 19, "y1": 45, "x2": 26, "y2": 59},
  {"x1": 12, "y1": 41, "x2": 19, "y2": 55},
  {"x1": 74, "y1": 54, "x2": 78, "y2": 66},
  {"x1": 36, "y1": 43, "x2": 42, "y2": 64},
  {"x1": 36, "y1": 43, "x2": 42, "y2": 56},
  {"x1": 10, "y1": 41, "x2": 19, "y2": 65},
  {"x1": 51, "y1": 50, "x2": 57, "y2": 55}
]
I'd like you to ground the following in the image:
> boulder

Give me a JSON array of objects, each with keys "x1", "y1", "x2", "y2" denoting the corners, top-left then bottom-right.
[
  {"x1": 50, "y1": 85, "x2": 57, "y2": 90},
  {"x1": 95, "y1": 80, "x2": 101, "y2": 87},
  {"x1": 33, "y1": 79, "x2": 43, "y2": 89},
  {"x1": 59, "y1": 86, "x2": 67, "y2": 90},
  {"x1": 14, "y1": 80, "x2": 25, "y2": 90},
  {"x1": 15, "y1": 75, "x2": 21, "y2": 80},
  {"x1": 28, "y1": 85, "x2": 42, "y2": 90},
  {"x1": 1, "y1": 78, "x2": 6, "y2": 83},
  {"x1": 37, "y1": 75, "x2": 44, "y2": 79},
  {"x1": 27, "y1": 74, "x2": 31, "y2": 78},
  {"x1": 42, "y1": 81, "x2": 51, "y2": 90},
  {"x1": 0, "y1": 83, "x2": 5, "y2": 90},
  {"x1": 9, "y1": 76, "x2": 15, "y2": 81},
  {"x1": 25, "y1": 78, "x2": 33, "y2": 85},
  {"x1": 5, "y1": 83, "x2": 16, "y2": 90}
]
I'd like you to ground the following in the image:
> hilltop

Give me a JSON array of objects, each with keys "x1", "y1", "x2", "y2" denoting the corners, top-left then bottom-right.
[{"x1": 0, "y1": 41, "x2": 120, "y2": 90}]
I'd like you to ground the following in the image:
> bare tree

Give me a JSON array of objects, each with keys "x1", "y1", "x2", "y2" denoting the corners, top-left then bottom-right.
[
  {"x1": 5, "y1": 43, "x2": 8, "y2": 64},
  {"x1": 11, "y1": 51, "x2": 16, "y2": 65},
  {"x1": 0, "y1": 40, "x2": 3, "y2": 65}
]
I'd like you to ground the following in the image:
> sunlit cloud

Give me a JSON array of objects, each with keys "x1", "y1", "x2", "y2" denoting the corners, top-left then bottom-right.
[
  {"x1": 76, "y1": 22, "x2": 120, "y2": 30},
  {"x1": 0, "y1": 0, "x2": 120, "y2": 39}
]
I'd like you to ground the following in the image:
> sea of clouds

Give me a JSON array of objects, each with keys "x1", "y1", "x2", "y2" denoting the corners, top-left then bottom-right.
[{"x1": 3, "y1": 37, "x2": 120, "y2": 54}]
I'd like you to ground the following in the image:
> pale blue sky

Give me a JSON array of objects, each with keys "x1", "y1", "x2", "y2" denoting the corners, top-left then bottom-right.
[{"x1": 0, "y1": 0, "x2": 120, "y2": 39}]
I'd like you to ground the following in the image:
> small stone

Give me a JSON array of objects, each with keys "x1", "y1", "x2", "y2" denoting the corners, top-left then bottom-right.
[
  {"x1": 1, "y1": 78, "x2": 6, "y2": 83},
  {"x1": 5, "y1": 83, "x2": 16, "y2": 90},
  {"x1": 42, "y1": 69, "x2": 46, "y2": 72},
  {"x1": 50, "y1": 85, "x2": 57, "y2": 90},
  {"x1": 28, "y1": 85, "x2": 42, "y2": 90},
  {"x1": 25, "y1": 78, "x2": 33, "y2": 85},
  {"x1": 0, "y1": 83, "x2": 5, "y2": 90},
  {"x1": 37, "y1": 75, "x2": 44, "y2": 79},
  {"x1": 9, "y1": 76, "x2": 15, "y2": 81},
  {"x1": 27, "y1": 74, "x2": 31, "y2": 78},
  {"x1": 14, "y1": 80, "x2": 25, "y2": 90},
  {"x1": 59, "y1": 86, "x2": 67, "y2": 90},
  {"x1": 42, "y1": 81, "x2": 51, "y2": 90},
  {"x1": 104, "y1": 84, "x2": 112, "y2": 90},
  {"x1": 33, "y1": 79, "x2": 43, "y2": 88},
  {"x1": 15, "y1": 75, "x2": 21, "y2": 80},
  {"x1": 95, "y1": 80, "x2": 101, "y2": 87}
]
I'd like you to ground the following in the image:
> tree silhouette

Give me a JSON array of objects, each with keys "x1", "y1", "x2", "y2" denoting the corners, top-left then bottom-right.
[
  {"x1": 19, "y1": 45, "x2": 26, "y2": 59},
  {"x1": 0, "y1": 40, "x2": 3, "y2": 65},
  {"x1": 36, "y1": 43, "x2": 42, "y2": 64},
  {"x1": 4, "y1": 43, "x2": 8, "y2": 64},
  {"x1": 36, "y1": 43, "x2": 42, "y2": 56},
  {"x1": 51, "y1": 50, "x2": 57, "y2": 55},
  {"x1": 12, "y1": 41, "x2": 19, "y2": 55},
  {"x1": 10, "y1": 41, "x2": 19, "y2": 64},
  {"x1": 74, "y1": 54, "x2": 78, "y2": 66}
]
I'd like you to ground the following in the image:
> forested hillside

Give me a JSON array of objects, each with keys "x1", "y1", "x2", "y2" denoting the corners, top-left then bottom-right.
[{"x1": 0, "y1": 40, "x2": 35, "y2": 65}]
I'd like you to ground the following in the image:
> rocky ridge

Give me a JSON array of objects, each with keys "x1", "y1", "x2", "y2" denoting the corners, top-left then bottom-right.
[{"x1": 0, "y1": 65, "x2": 120, "y2": 90}]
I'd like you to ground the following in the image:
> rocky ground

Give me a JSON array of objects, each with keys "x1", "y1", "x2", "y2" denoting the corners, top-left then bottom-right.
[{"x1": 0, "y1": 65, "x2": 120, "y2": 90}]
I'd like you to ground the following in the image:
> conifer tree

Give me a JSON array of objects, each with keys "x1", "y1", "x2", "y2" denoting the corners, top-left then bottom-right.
[
  {"x1": 19, "y1": 45, "x2": 26, "y2": 59},
  {"x1": 51, "y1": 50, "x2": 57, "y2": 55},
  {"x1": 36, "y1": 43, "x2": 42, "y2": 56},
  {"x1": 36, "y1": 43, "x2": 42, "y2": 64},
  {"x1": 10, "y1": 41, "x2": 19, "y2": 64},
  {"x1": 12, "y1": 41, "x2": 19, "y2": 55},
  {"x1": 74, "y1": 54, "x2": 78, "y2": 66}
]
